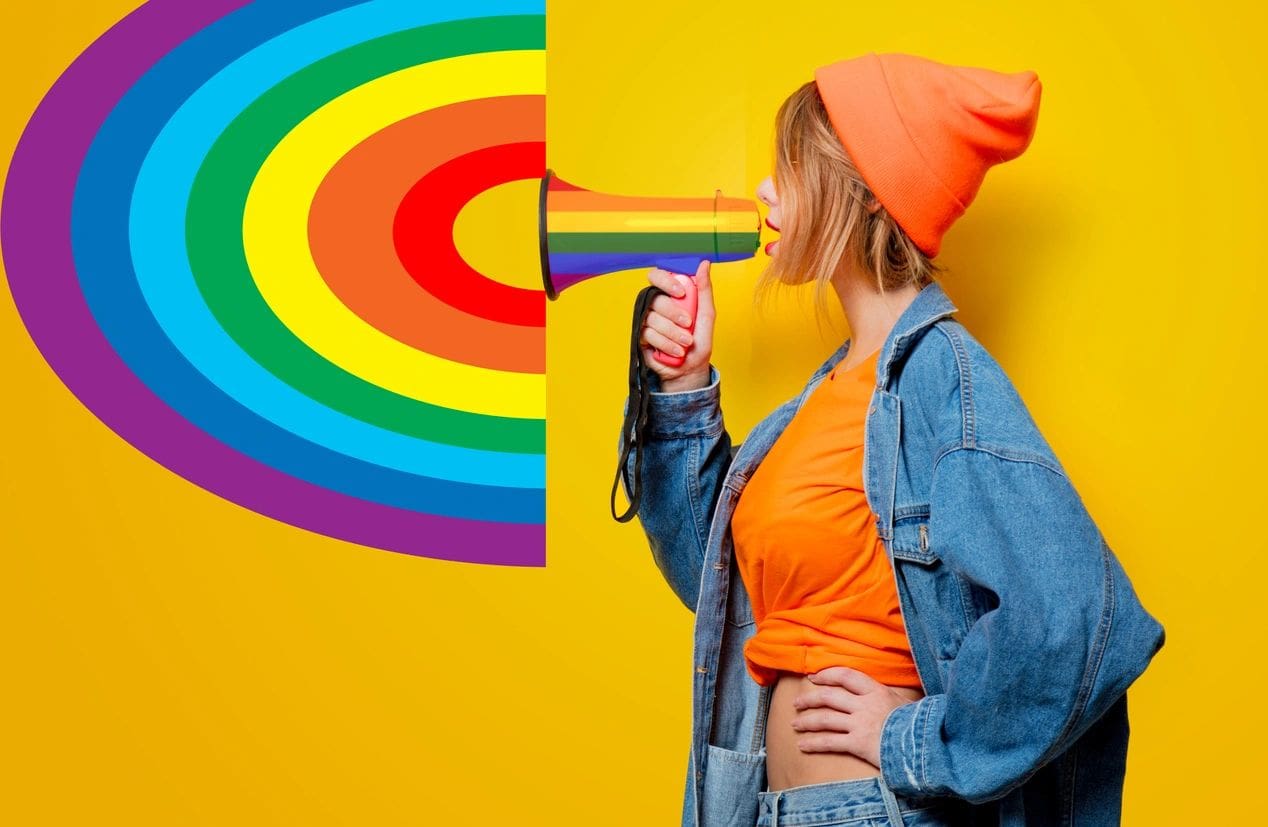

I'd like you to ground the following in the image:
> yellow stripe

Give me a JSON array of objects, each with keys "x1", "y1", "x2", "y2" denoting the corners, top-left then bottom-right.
[
  {"x1": 549, "y1": 209, "x2": 756, "y2": 232},
  {"x1": 244, "y1": 50, "x2": 545, "y2": 418},
  {"x1": 550, "y1": 210, "x2": 719, "y2": 233}
]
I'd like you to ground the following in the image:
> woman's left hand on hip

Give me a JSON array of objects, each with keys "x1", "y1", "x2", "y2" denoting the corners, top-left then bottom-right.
[{"x1": 790, "y1": 666, "x2": 915, "y2": 768}]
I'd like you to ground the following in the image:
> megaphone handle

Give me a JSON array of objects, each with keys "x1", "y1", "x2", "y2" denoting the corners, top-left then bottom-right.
[{"x1": 651, "y1": 273, "x2": 698, "y2": 367}]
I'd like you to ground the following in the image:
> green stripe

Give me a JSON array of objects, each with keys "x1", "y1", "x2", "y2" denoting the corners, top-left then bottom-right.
[
  {"x1": 549, "y1": 231, "x2": 758, "y2": 254},
  {"x1": 186, "y1": 17, "x2": 545, "y2": 453},
  {"x1": 719, "y1": 230, "x2": 762, "y2": 254}
]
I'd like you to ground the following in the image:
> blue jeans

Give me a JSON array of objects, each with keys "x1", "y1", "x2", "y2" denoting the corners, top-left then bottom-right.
[{"x1": 755, "y1": 775, "x2": 970, "y2": 826}]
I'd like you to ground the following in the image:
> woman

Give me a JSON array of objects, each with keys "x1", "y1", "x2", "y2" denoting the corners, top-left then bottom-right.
[{"x1": 622, "y1": 53, "x2": 1165, "y2": 827}]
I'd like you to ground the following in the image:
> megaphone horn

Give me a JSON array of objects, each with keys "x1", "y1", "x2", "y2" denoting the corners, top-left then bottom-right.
[{"x1": 537, "y1": 169, "x2": 760, "y2": 301}]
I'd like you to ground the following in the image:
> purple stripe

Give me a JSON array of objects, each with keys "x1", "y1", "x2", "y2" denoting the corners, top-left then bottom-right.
[
  {"x1": 549, "y1": 251, "x2": 754, "y2": 294},
  {"x1": 0, "y1": 0, "x2": 544, "y2": 565}
]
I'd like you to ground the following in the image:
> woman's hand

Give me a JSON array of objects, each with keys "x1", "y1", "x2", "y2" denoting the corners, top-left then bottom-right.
[
  {"x1": 790, "y1": 667, "x2": 916, "y2": 769},
  {"x1": 639, "y1": 259, "x2": 715, "y2": 392}
]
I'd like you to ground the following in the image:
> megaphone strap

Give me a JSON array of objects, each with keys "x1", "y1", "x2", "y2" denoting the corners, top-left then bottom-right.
[{"x1": 611, "y1": 284, "x2": 664, "y2": 523}]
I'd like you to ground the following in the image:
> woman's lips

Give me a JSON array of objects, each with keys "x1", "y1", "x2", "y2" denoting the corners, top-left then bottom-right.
[
  {"x1": 765, "y1": 216, "x2": 779, "y2": 231},
  {"x1": 764, "y1": 240, "x2": 779, "y2": 256}
]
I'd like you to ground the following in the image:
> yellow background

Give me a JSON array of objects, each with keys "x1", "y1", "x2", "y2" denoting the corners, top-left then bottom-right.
[{"x1": 2, "y1": 1, "x2": 1262, "y2": 823}]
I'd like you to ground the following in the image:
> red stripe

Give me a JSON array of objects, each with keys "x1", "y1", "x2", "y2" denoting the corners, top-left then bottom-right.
[{"x1": 393, "y1": 142, "x2": 546, "y2": 328}]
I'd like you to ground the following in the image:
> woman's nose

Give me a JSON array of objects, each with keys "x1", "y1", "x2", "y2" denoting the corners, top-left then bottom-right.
[{"x1": 756, "y1": 176, "x2": 778, "y2": 207}]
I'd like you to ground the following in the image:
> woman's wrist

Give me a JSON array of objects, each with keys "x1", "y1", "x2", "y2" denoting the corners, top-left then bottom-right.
[{"x1": 658, "y1": 370, "x2": 711, "y2": 394}]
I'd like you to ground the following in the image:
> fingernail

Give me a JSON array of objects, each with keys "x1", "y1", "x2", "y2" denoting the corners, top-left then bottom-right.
[{"x1": 678, "y1": 315, "x2": 690, "y2": 325}]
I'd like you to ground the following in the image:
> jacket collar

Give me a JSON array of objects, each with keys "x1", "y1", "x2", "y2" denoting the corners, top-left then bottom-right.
[
  {"x1": 813, "y1": 279, "x2": 960, "y2": 391},
  {"x1": 876, "y1": 279, "x2": 959, "y2": 389}
]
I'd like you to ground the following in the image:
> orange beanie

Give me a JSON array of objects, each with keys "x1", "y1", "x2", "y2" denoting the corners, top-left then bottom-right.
[{"x1": 813, "y1": 52, "x2": 1041, "y2": 257}]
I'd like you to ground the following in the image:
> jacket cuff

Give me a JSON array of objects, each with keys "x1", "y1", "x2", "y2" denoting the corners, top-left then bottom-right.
[
  {"x1": 643, "y1": 364, "x2": 724, "y2": 439},
  {"x1": 879, "y1": 693, "x2": 942, "y2": 798}
]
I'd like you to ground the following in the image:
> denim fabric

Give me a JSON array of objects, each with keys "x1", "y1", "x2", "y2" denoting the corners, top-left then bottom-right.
[
  {"x1": 618, "y1": 280, "x2": 1166, "y2": 826},
  {"x1": 755, "y1": 774, "x2": 975, "y2": 827}
]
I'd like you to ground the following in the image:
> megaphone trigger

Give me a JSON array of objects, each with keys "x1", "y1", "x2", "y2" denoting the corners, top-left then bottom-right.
[{"x1": 650, "y1": 273, "x2": 698, "y2": 368}]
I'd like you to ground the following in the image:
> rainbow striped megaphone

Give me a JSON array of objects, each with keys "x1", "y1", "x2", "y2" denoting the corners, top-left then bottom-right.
[{"x1": 537, "y1": 169, "x2": 760, "y2": 366}]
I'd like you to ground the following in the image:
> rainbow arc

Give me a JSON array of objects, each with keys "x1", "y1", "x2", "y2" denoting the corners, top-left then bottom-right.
[{"x1": 2, "y1": 1, "x2": 548, "y2": 564}]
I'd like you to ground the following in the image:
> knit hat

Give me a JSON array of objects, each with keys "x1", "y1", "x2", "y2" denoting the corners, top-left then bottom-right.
[{"x1": 813, "y1": 52, "x2": 1041, "y2": 257}]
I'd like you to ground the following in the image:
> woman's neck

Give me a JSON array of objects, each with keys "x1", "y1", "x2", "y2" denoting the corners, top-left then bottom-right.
[{"x1": 831, "y1": 268, "x2": 922, "y2": 365}]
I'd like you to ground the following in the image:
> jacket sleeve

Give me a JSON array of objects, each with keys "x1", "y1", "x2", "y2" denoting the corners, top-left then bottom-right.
[
  {"x1": 617, "y1": 364, "x2": 733, "y2": 613},
  {"x1": 878, "y1": 446, "x2": 1166, "y2": 804}
]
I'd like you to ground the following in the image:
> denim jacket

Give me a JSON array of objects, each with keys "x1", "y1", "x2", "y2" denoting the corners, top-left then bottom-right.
[{"x1": 619, "y1": 280, "x2": 1166, "y2": 826}]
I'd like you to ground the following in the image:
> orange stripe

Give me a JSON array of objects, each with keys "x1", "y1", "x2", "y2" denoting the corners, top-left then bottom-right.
[{"x1": 548, "y1": 191, "x2": 715, "y2": 213}]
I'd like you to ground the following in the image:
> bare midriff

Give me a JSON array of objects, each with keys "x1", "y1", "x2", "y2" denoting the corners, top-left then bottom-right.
[{"x1": 764, "y1": 670, "x2": 925, "y2": 791}]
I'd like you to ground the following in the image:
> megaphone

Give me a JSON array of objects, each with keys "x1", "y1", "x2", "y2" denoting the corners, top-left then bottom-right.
[{"x1": 538, "y1": 169, "x2": 760, "y2": 366}]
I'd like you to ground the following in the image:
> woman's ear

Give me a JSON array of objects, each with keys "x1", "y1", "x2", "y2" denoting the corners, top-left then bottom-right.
[{"x1": 867, "y1": 197, "x2": 883, "y2": 214}]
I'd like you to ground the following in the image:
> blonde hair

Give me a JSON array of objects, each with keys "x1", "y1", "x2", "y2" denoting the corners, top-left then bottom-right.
[{"x1": 754, "y1": 81, "x2": 945, "y2": 334}]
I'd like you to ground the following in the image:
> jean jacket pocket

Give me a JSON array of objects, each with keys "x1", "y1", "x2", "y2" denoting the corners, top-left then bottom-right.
[{"x1": 701, "y1": 744, "x2": 765, "y2": 827}]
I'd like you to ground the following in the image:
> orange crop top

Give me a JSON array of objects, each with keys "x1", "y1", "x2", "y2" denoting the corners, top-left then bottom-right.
[{"x1": 731, "y1": 347, "x2": 922, "y2": 689}]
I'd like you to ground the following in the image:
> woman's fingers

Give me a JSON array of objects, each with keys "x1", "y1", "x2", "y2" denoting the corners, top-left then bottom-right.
[
  {"x1": 693, "y1": 259, "x2": 713, "y2": 316},
  {"x1": 790, "y1": 708, "x2": 853, "y2": 733},
  {"x1": 690, "y1": 260, "x2": 714, "y2": 346},
  {"x1": 641, "y1": 266, "x2": 712, "y2": 375},
  {"x1": 806, "y1": 666, "x2": 884, "y2": 696},
  {"x1": 640, "y1": 323, "x2": 686, "y2": 358},
  {"x1": 793, "y1": 685, "x2": 861, "y2": 715},
  {"x1": 646, "y1": 267, "x2": 687, "y2": 298},
  {"x1": 646, "y1": 310, "x2": 693, "y2": 348},
  {"x1": 797, "y1": 732, "x2": 866, "y2": 758},
  {"x1": 650, "y1": 293, "x2": 693, "y2": 327}
]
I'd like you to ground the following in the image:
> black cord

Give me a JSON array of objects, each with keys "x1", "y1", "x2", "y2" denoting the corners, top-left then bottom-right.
[{"x1": 611, "y1": 285, "x2": 665, "y2": 523}]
